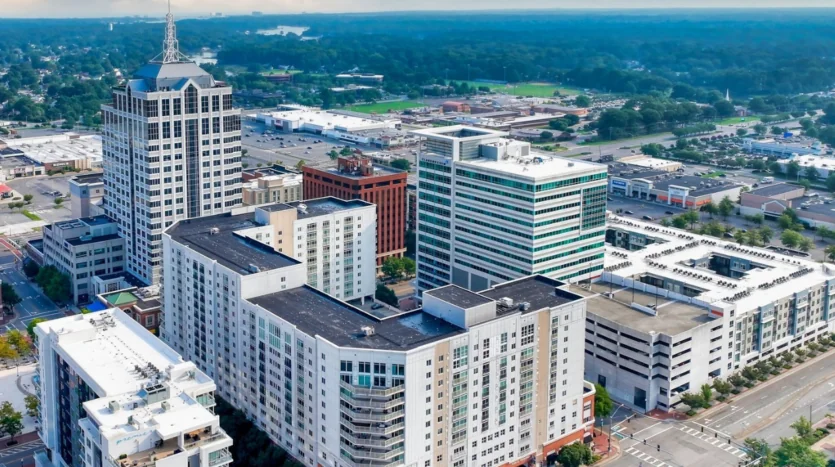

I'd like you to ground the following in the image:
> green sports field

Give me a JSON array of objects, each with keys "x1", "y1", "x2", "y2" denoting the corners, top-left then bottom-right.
[
  {"x1": 461, "y1": 81, "x2": 581, "y2": 97},
  {"x1": 346, "y1": 101, "x2": 425, "y2": 114}
]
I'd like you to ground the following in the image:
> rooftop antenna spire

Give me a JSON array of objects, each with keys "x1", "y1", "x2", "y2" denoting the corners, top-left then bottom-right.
[{"x1": 161, "y1": 0, "x2": 182, "y2": 64}]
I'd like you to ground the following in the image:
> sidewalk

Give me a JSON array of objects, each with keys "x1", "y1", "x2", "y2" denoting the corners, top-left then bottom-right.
[
  {"x1": 0, "y1": 431, "x2": 38, "y2": 449},
  {"x1": 592, "y1": 430, "x2": 622, "y2": 465}
]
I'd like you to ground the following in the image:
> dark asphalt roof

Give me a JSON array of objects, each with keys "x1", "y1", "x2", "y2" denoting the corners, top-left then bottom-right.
[
  {"x1": 71, "y1": 173, "x2": 104, "y2": 185},
  {"x1": 66, "y1": 233, "x2": 122, "y2": 246},
  {"x1": 749, "y1": 183, "x2": 803, "y2": 197},
  {"x1": 424, "y1": 285, "x2": 493, "y2": 308},
  {"x1": 479, "y1": 275, "x2": 582, "y2": 313},
  {"x1": 248, "y1": 285, "x2": 464, "y2": 350},
  {"x1": 651, "y1": 175, "x2": 742, "y2": 197},
  {"x1": 167, "y1": 212, "x2": 300, "y2": 275}
]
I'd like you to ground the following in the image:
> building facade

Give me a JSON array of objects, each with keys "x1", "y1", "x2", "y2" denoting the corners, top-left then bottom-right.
[
  {"x1": 41, "y1": 216, "x2": 125, "y2": 304},
  {"x1": 304, "y1": 156, "x2": 407, "y2": 266},
  {"x1": 242, "y1": 171, "x2": 302, "y2": 206},
  {"x1": 100, "y1": 11, "x2": 242, "y2": 285},
  {"x1": 412, "y1": 126, "x2": 607, "y2": 294},
  {"x1": 591, "y1": 215, "x2": 835, "y2": 412},
  {"x1": 69, "y1": 173, "x2": 105, "y2": 218},
  {"x1": 35, "y1": 308, "x2": 232, "y2": 467}
]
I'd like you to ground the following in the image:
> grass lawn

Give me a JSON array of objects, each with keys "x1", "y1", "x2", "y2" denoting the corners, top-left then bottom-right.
[
  {"x1": 579, "y1": 131, "x2": 672, "y2": 147},
  {"x1": 346, "y1": 101, "x2": 425, "y2": 114},
  {"x1": 717, "y1": 116, "x2": 760, "y2": 125},
  {"x1": 701, "y1": 171, "x2": 726, "y2": 179},
  {"x1": 21, "y1": 210, "x2": 41, "y2": 221},
  {"x1": 459, "y1": 81, "x2": 581, "y2": 97}
]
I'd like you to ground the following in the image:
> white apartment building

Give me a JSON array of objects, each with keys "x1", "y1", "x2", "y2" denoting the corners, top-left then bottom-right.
[
  {"x1": 412, "y1": 126, "x2": 608, "y2": 294},
  {"x1": 161, "y1": 262, "x2": 595, "y2": 467},
  {"x1": 100, "y1": 9, "x2": 242, "y2": 285},
  {"x1": 586, "y1": 214, "x2": 835, "y2": 413},
  {"x1": 41, "y1": 216, "x2": 125, "y2": 304},
  {"x1": 161, "y1": 197, "x2": 376, "y2": 389},
  {"x1": 34, "y1": 309, "x2": 232, "y2": 467}
]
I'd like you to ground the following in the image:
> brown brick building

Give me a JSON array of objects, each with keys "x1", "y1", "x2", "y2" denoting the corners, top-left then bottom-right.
[{"x1": 303, "y1": 157, "x2": 407, "y2": 266}]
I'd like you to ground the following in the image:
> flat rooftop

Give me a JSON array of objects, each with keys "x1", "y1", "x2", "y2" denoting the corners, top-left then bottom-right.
[
  {"x1": 749, "y1": 183, "x2": 803, "y2": 197},
  {"x1": 287, "y1": 197, "x2": 372, "y2": 219},
  {"x1": 166, "y1": 212, "x2": 300, "y2": 275},
  {"x1": 457, "y1": 150, "x2": 606, "y2": 178},
  {"x1": 608, "y1": 164, "x2": 668, "y2": 180},
  {"x1": 312, "y1": 163, "x2": 406, "y2": 180},
  {"x1": 411, "y1": 125, "x2": 507, "y2": 140},
  {"x1": 0, "y1": 154, "x2": 39, "y2": 168},
  {"x1": 424, "y1": 285, "x2": 494, "y2": 308},
  {"x1": 480, "y1": 275, "x2": 583, "y2": 312},
  {"x1": 651, "y1": 175, "x2": 741, "y2": 197},
  {"x1": 8, "y1": 135, "x2": 102, "y2": 164},
  {"x1": 267, "y1": 109, "x2": 398, "y2": 130},
  {"x1": 583, "y1": 282, "x2": 712, "y2": 336},
  {"x1": 605, "y1": 214, "x2": 834, "y2": 312},
  {"x1": 37, "y1": 309, "x2": 206, "y2": 396},
  {"x1": 70, "y1": 172, "x2": 104, "y2": 185},
  {"x1": 248, "y1": 285, "x2": 464, "y2": 350}
]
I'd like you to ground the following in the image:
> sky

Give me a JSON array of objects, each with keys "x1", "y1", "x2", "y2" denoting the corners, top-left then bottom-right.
[{"x1": 5, "y1": 0, "x2": 835, "y2": 18}]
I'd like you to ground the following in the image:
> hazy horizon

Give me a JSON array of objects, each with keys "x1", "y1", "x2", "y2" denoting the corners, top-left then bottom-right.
[{"x1": 6, "y1": 0, "x2": 835, "y2": 19}]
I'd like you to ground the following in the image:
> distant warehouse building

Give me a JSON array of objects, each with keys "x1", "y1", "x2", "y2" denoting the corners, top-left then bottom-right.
[
  {"x1": 740, "y1": 183, "x2": 835, "y2": 230},
  {"x1": 778, "y1": 154, "x2": 835, "y2": 179},
  {"x1": 743, "y1": 138, "x2": 822, "y2": 158},
  {"x1": 257, "y1": 106, "x2": 401, "y2": 139},
  {"x1": 3, "y1": 133, "x2": 102, "y2": 172},
  {"x1": 608, "y1": 166, "x2": 743, "y2": 209}
]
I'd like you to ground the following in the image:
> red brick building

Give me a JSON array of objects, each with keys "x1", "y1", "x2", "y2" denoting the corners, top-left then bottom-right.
[{"x1": 303, "y1": 157, "x2": 407, "y2": 266}]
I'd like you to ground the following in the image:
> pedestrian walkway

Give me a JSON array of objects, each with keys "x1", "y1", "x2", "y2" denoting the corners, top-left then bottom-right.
[
  {"x1": 622, "y1": 446, "x2": 673, "y2": 466},
  {"x1": 675, "y1": 425, "x2": 748, "y2": 458},
  {"x1": 0, "y1": 434, "x2": 40, "y2": 456}
]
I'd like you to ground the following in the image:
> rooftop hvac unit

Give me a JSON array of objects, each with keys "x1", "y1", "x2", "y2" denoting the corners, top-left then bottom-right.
[
  {"x1": 209, "y1": 227, "x2": 219, "y2": 235},
  {"x1": 519, "y1": 302, "x2": 531, "y2": 311},
  {"x1": 361, "y1": 326, "x2": 376, "y2": 337},
  {"x1": 161, "y1": 401, "x2": 171, "y2": 412},
  {"x1": 498, "y1": 297, "x2": 514, "y2": 308},
  {"x1": 108, "y1": 400, "x2": 120, "y2": 413}
]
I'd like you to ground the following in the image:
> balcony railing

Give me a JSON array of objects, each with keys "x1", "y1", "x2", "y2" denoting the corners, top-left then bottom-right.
[
  {"x1": 341, "y1": 445, "x2": 405, "y2": 461},
  {"x1": 339, "y1": 380, "x2": 405, "y2": 398},
  {"x1": 340, "y1": 406, "x2": 404, "y2": 423},
  {"x1": 346, "y1": 422, "x2": 405, "y2": 436},
  {"x1": 341, "y1": 432, "x2": 405, "y2": 448}
]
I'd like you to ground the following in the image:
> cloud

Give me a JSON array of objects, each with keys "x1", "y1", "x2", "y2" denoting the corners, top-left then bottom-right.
[{"x1": 2, "y1": 0, "x2": 833, "y2": 18}]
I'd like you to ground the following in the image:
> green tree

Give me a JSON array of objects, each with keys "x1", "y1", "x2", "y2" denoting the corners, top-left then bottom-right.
[
  {"x1": 295, "y1": 160, "x2": 305, "y2": 171},
  {"x1": 792, "y1": 416, "x2": 814, "y2": 441},
  {"x1": 775, "y1": 437, "x2": 826, "y2": 467},
  {"x1": 340, "y1": 147, "x2": 354, "y2": 156},
  {"x1": 770, "y1": 162, "x2": 783, "y2": 175},
  {"x1": 798, "y1": 237, "x2": 814, "y2": 252},
  {"x1": 390, "y1": 159, "x2": 411, "y2": 171},
  {"x1": 0, "y1": 337, "x2": 18, "y2": 360},
  {"x1": 6, "y1": 330, "x2": 30, "y2": 358},
  {"x1": 540, "y1": 130, "x2": 554, "y2": 141},
  {"x1": 805, "y1": 166, "x2": 820, "y2": 182},
  {"x1": 0, "y1": 401, "x2": 23, "y2": 442},
  {"x1": 718, "y1": 196, "x2": 735, "y2": 219},
  {"x1": 327, "y1": 150, "x2": 339, "y2": 160},
  {"x1": 574, "y1": 95, "x2": 591, "y2": 108},
  {"x1": 34, "y1": 265, "x2": 73, "y2": 303},
  {"x1": 672, "y1": 215, "x2": 688, "y2": 229},
  {"x1": 555, "y1": 442, "x2": 594, "y2": 467},
  {"x1": 22, "y1": 260, "x2": 39, "y2": 278},
  {"x1": 752, "y1": 160, "x2": 766, "y2": 171},
  {"x1": 24, "y1": 394, "x2": 38, "y2": 418},
  {"x1": 759, "y1": 226, "x2": 775, "y2": 243},
  {"x1": 660, "y1": 217, "x2": 672, "y2": 227},
  {"x1": 700, "y1": 383, "x2": 713, "y2": 406},
  {"x1": 594, "y1": 383, "x2": 613, "y2": 419},
  {"x1": 27, "y1": 317, "x2": 47, "y2": 343},
  {"x1": 781, "y1": 230, "x2": 803, "y2": 248},
  {"x1": 826, "y1": 245, "x2": 835, "y2": 261},
  {"x1": 754, "y1": 123, "x2": 768, "y2": 135},
  {"x1": 712, "y1": 378, "x2": 733, "y2": 397},
  {"x1": 744, "y1": 438, "x2": 774, "y2": 466},
  {"x1": 827, "y1": 174, "x2": 835, "y2": 192},
  {"x1": 800, "y1": 179, "x2": 812, "y2": 192},
  {"x1": 787, "y1": 161, "x2": 801, "y2": 180},
  {"x1": 401, "y1": 257, "x2": 416, "y2": 277},
  {"x1": 817, "y1": 226, "x2": 833, "y2": 242},
  {"x1": 679, "y1": 392, "x2": 706, "y2": 409},
  {"x1": 737, "y1": 128, "x2": 748, "y2": 137},
  {"x1": 0, "y1": 282, "x2": 21, "y2": 311},
  {"x1": 375, "y1": 284, "x2": 398, "y2": 307},
  {"x1": 22, "y1": 194, "x2": 33, "y2": 204},
  {"x1": 734, "y1": 229, "x2": 747, "y2": 245},
  {"x1": 703, "y1": 201, "x2": 718, "y2": 219},
  {"x1": 381, "y1": 257, "x2": 404, "y2": 280},
  {"x1": 683, "y1": 210, "x2": 701, "y2": 229}
]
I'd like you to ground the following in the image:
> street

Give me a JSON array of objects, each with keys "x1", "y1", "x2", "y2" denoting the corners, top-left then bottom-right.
[
  {"x1": 0, "y1": 241, "x2": 64, "y2": 333},
  {"x1": 602, "y1": 349, "x2": 835, "y2": 467},
  {"x1": 0, "y1": 437, "x2": 42, "y2": 467}
]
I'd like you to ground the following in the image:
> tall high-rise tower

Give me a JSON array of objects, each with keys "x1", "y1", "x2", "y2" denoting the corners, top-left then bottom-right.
[{"x1": 100, "y1": 5, "x2": 243, "y2": 284}]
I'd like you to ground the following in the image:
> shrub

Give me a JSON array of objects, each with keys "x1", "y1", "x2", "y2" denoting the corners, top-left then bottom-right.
[
  {"x1": 744, "y1": 380, "x2": 755, "y2": 388},
  {"x1": 827, "y1": 423, "x2": 835, "y2": 430},
  {"x1": 686, "y1": 409, "x2": 698, "y2": 417},
  {"x1": 731, "y1": 388, "x2": 741, "y2": 394}
]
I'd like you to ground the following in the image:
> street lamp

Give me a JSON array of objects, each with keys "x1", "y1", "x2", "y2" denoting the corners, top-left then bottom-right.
[{"x1": 606, "y1": 403, "x2": 627, "y2": 453}]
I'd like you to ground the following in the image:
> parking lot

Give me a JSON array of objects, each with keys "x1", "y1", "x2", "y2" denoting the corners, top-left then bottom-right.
[
  {"x1": 4, "y1": 172, "x2": 80, "y2": 223},
  {"x1": 241, "y1": 120, "x2": 419, "y2": 170}
]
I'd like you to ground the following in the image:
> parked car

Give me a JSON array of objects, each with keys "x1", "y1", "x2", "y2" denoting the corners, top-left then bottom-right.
[
  {"x1": 642, "y1": 215, "x2": 653, "y2": 221},
  {"x1": 665, "y1": 211, "x2": 674, "y2": 215},
  {"x1": 625, "y1": 210, "x2": 635, "y2": 215}
]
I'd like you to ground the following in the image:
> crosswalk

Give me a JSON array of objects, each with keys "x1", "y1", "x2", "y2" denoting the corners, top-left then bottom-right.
[
  {"x1": 0, "y1": 439, "x2": 44, "y2": 457},
  {"x1": 676, "y1": 425, "x2": 748, "y2": 458},
  {"x1": 623, "y1": 446, "x2": 673, "y2": 466}
]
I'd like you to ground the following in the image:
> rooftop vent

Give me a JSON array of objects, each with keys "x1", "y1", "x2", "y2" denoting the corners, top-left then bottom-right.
[
  {"x1": 498, "y1": 297, "x2": 514, "y2": 308},
  {"x1": 248, "y1": 264, "x2": 261, "y2": 273},
  {"x1": 161, "y1": 401, "x2": 171, "y2": 412},
  {"x1": 208, "y1": 227, "x2": 220, "y2": 235},
  {"x1": 361, "y1": 325, "x2": 376, "y2": 337},
  {"x1": 297, "y1": 203, "x2": 308, "y2": 214},
  {"x1": 108, "y1": 400, "x2": 120, "y2": 413},
  {"x1": 518, "y1": 302, "x2": 531, "y2": 311}
]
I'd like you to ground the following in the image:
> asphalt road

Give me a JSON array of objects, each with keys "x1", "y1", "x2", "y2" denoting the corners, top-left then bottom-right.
[
  {"x1": 696, "y1": 350, "x2": 835, "y2": 445},
  {"x1": 0, "y1": 243, "x2": 64, "y2": 334},
  {"x1": 0, "y1": 438, "x2": 43, "y2": 467}
]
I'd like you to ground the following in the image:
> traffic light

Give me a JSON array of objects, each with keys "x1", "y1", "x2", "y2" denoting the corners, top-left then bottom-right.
[
  {"x1": 701, "y1": 426, "x2": 704, "y2": 433},
  {"x1": 643, "y1": 439, "x2": 647, "y2": 445},
  {"x1": 657, "y1": 444, "x2": 661, "y2": 452}
]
